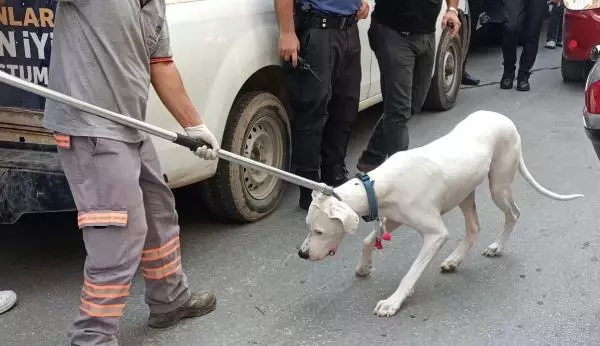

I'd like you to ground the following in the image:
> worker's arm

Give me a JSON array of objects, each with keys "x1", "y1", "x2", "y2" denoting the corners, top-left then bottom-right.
[
  {"x1": 150, "y1": 61, "x2": 202, "y2": 128},
  {"x1": 275, "y1": 0, "x2": 300, "y2": 67},
  {"x1": 149, "y1": 23, "x2": 219, "y2": 159},
  {"x1": 442, "y1": 0, "x2": 461, "y2": 38}
]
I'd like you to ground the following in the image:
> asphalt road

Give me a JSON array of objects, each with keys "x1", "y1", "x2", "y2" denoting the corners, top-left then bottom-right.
[{"x1": 3, "y1": 45, "x2": 600, "y2": 346}]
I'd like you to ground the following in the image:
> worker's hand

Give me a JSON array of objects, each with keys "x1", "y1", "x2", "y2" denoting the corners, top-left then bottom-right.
[
  {"x1": 442, "y1": 9, "x2": 461, "y2": 38},
  {"x1": 357, "y1": 0, "x2": 370, "y2": 20},
  {"x1": 185, "y1": 124, "x2": 220, "y2": 160},
  {"x1": 279, "y1": 31, "x2": 300, "y2": 67}
]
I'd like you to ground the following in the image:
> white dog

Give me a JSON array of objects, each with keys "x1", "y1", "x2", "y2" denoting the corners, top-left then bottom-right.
[{"x1": 298, "y1": 110, "x2": 583, "y2": 317}]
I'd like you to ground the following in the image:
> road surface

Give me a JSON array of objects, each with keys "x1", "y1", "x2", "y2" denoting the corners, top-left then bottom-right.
[{"x1": 2, "y1": 44, "x2": 600, "y2": 346}]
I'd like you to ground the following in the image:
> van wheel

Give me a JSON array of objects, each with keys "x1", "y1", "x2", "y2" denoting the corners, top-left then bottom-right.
[
  {"x1": 561, "y1": 55, "x2": 585, "y2": 82},
  {"x1": 200, "y1": 92, "x2": 290, "y2": 223},
  {"x1": 423, "y1": 29, "x2": 463, "y2": 111}
]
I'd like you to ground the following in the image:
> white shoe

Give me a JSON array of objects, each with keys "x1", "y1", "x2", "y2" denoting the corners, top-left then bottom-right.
[
  {"x1": 0, "y1": 290, "x2": 17, "y2": 314},
  {"x1": 545, "y1": 40, "x2": 556, "y2": 49}
]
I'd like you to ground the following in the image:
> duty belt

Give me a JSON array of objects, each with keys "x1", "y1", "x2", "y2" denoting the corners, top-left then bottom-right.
[{"x1": 299, "y1": 10, "x2": 357, "y2": 30}]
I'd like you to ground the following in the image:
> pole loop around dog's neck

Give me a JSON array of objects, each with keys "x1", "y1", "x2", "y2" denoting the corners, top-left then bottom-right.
[{"x1": 355, "y1": 173, "x2": 378, "y2": 222}]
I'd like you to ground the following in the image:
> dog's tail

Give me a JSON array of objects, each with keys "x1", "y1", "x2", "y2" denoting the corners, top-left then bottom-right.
[{"x1": 518, "y1": 153, "x2": 584, "y2": 201}]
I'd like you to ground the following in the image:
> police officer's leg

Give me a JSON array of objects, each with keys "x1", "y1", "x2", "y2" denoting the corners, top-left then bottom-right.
[
  {"x1": 322, "y1": 24, "x2": 361, "y2": 186},
  {"x1": 359, "y1": 24, "x2": 416, "y2": 169},
  {"x1": 501, "y1": 0, "x2": 526, "y2": 89},
  {"x1": 57, "y1": 135, "x2": 147, "y2": 346},
  {"x1": 286, "y1": 27, "x2": 333, "y2": 208},
  {"x1": 516, "y1": 0, "x2": 548, "y2": 91},
  {"x1": 411, "y1": 33, "x2": 436, "y2": 116}
]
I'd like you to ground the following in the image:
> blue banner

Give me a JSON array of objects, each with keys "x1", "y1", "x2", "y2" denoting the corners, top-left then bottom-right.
[{"x1": 0, "y1": 0, "x2": 58, "y2": 111}]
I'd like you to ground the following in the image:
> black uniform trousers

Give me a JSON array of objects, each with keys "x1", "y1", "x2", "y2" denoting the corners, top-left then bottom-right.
[
  {"x1": 502, "y1": 0, "x2": 548, "y2": 76},
  {"x1": 284, "y1": 9, "x2": 361, "y2": 188}
]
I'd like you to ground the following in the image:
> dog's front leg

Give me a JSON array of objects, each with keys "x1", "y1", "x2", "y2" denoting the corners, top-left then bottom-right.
[
  {"x1": 356, "y1": 219, "x2": 400, "y2": 278},
  {"x1": 374, "y1": 219, "x2": 449, "y2": 317}
]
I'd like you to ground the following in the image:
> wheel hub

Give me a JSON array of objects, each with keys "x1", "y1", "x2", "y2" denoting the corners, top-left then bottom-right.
[
  {"x1": 242, "y1": 115, "x2": 284, "y2": 200},
  {"x1": 443, "y1": 47, "x2": 458, "y2": 94}
]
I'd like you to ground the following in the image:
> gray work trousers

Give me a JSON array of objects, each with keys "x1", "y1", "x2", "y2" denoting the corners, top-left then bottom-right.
[
  {"x1": 55, "y1": 134, "x2": 191, "y2": 346},
  {"x1": 359, "y1": 21, "x2": 435, "y2": 165}
]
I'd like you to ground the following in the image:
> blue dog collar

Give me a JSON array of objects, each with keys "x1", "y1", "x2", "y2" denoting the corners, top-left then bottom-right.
[{"x1": 356, "y1": 173, "x2": 378, "y2": 222}]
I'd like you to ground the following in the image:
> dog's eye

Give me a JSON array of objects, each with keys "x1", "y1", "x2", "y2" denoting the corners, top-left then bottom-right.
[{"x1": 315, "y1": 230, "x2": 323, "y2": 236}]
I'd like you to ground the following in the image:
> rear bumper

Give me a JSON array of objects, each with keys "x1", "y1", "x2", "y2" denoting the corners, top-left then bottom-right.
[
  {"x1": 0, "y1": 147, "x2": 75, "y2": 224},
  {"x1": 563, "y1": 9, "x2": 600, "y2": 61}
]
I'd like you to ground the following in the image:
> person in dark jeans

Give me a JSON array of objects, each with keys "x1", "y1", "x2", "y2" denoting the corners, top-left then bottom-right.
[
  {"x1": 356, "y1": 0, "x2": 461, "y2": 173},
  {"x1": 500, "y1": 0, "x2": 548, "y2": 92},
  {"x1": 545, "y1": 0, "x2": 564, "y2": 49},
  {"x1": 275, "y1": 0, "x2": 369, "y2": 209}
]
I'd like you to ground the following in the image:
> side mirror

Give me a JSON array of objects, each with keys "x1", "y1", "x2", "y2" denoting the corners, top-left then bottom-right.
[{"x1": 591, "y1": 45, "x2": 600, "y2": 62}]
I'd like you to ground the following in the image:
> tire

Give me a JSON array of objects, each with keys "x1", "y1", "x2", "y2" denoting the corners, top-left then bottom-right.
[
  {"x1": 199, "y1": 92, "x2": 291, "y2": 223},
  {"x1": 561, "y1": 55, "x2": 586, "y2": 83},
  {"x1": 423, "y1": 28, "x2": 463, "y2": 111}
]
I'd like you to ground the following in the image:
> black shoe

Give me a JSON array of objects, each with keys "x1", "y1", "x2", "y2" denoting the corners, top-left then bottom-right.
[
  {"x1": 462, "y1": 71, "x2": 480, "y2": 86},
  {"x1": 557, "y1": 40, "x2": 563, "y2": 47},
  {"x1": 321, "y1": 164, "x2": 349, "y2": 187},
  {"x1": 516, "y1": 72, "x2": 531, "y2": 92},
  {"x1": 299, "y1": 187, "x2": 312, "y2": 210},
  {"x1": 500, "y1": 73, "x2": 514, "y2": 89}
]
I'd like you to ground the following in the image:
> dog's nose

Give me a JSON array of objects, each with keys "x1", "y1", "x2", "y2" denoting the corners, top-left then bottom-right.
[{"x1": 298, "y1": 249, "x2": 309, "y2": 260}]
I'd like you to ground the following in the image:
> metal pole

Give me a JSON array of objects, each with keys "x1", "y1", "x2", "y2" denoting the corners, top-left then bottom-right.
[{"x1": 0, "y1": 71, "x2": 336, "y2": 196}]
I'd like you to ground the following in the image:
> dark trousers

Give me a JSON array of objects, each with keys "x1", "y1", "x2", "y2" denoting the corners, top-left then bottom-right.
[
  {"x1": 360, "y1": 21, "x2": 435, "y2": 165},
  {"x1": 502, "y1": 0, "x2": 548, "y2": 75},
  {"x1": 285, "y1": 16, "x2": 361, "y2": 185},
  {"x1": 546, "y1": 3, "x2": 564, "y2": 42}
]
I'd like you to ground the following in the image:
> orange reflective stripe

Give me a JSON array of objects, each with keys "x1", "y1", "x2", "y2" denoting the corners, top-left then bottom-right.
[
  {"x1": 83, "y1": 280, "x2": 131, "y2": 299},
  {"x1": 150, "y1": 57, "x2": 173, "y2": 64},
  {"x1": 80, "y1": 298, "x2": 125, "y2": 318},
  {"x1": 143, "y1": 256, "x2": 182, "y2": 280},
  {"x1": 141, "y1": 236, "x2": 180, "y2": 262},
  {"x1": 53, "y1": 134, "x2": 71, "y2": 149},
  {"x1": 78, "y1": 211, "x2": 128, "y2": 228}
]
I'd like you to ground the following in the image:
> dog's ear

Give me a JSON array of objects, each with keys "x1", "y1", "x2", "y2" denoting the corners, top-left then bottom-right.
[{"x1": 329, "y1": 201, "x2": 360, "y2": 235}]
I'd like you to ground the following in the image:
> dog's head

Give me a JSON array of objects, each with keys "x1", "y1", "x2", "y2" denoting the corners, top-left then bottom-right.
[{"x1": 298, "y1": 191, "x2": 360, "y2": 261}]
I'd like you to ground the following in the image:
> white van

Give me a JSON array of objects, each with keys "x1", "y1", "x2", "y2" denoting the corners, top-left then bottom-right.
[{"x1": 0, "y1": 0, "x2": 471, "y2": 224}]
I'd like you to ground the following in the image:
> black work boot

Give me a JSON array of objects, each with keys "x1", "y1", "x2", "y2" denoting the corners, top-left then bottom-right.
[
  {"x1": 295, "y1": 170, "x2": 319, "y2": 210},
  {"x1": 356, "y1": 154, "x2": 383, "y2": 173},
  {"x1": 148, "y1": 291, "x2": 216, "y2": 329},
  {"x1": 500, "y1": 71, "x2": 515, "y2": 89},
  {"x1": 462, "y1": 71, "x2": 480, "y2": 86},
  {"x1": 322, "y1": 164, "x2": 349, "y2": 187},
  {"x1": 516, "y1": 71, "x2": 531, "y2": 92},
  {"x1": 299, "y1": 187, "x2": 312, "y2": 210}
]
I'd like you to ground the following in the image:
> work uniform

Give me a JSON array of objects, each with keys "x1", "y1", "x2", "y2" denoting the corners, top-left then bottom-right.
[
  {"x1": 500, "y1": 0, "x2": 548, "y2": 90},
  {"x1": 357, "y1": 0, "x2": 439, "y2": 171},
  {"x1": 44, "y1": 1, "x2": 194, "y2": 344},
  {"x1": 285, "y1": 0, "x2": 362, "y2": 208}
]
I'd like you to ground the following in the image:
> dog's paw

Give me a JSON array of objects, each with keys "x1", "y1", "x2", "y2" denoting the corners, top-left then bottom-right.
[
  {"x1": 373, "y1": 298, "x2": 402, "y2": 317},
  {"x1": 482, "y1": 243, "x2": 502, "y2": 257},
  {"x1": 355, "y1": 261, "x2": 372, "y2": 278},
  {"x1": 440, "y1": 262, "x2": 458, "y2": 273},
  {"x1": 440, "y1": 255, "x2": 462, "y2": 273}
]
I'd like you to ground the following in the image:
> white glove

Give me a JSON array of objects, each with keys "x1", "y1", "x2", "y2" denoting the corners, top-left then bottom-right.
[{"x1": 185, "y1": 124, "x2": 220, "y2": 160}]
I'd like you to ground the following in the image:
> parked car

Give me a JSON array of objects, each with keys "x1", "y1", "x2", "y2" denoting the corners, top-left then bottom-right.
[
  {"x1": 0, "y1": 0, "x2": 471, "y2": 225},
  {"x1": 562, "y1": 0, "x2": 600, "y2": 82},
  {"x1": 583, "y1": 45, "x2": 600, "y2": 158}
]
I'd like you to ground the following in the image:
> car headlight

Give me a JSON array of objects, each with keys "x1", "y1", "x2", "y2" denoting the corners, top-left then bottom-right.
[{"x1": 563, "y1": 0, "x2": 600, "y2": 11}]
